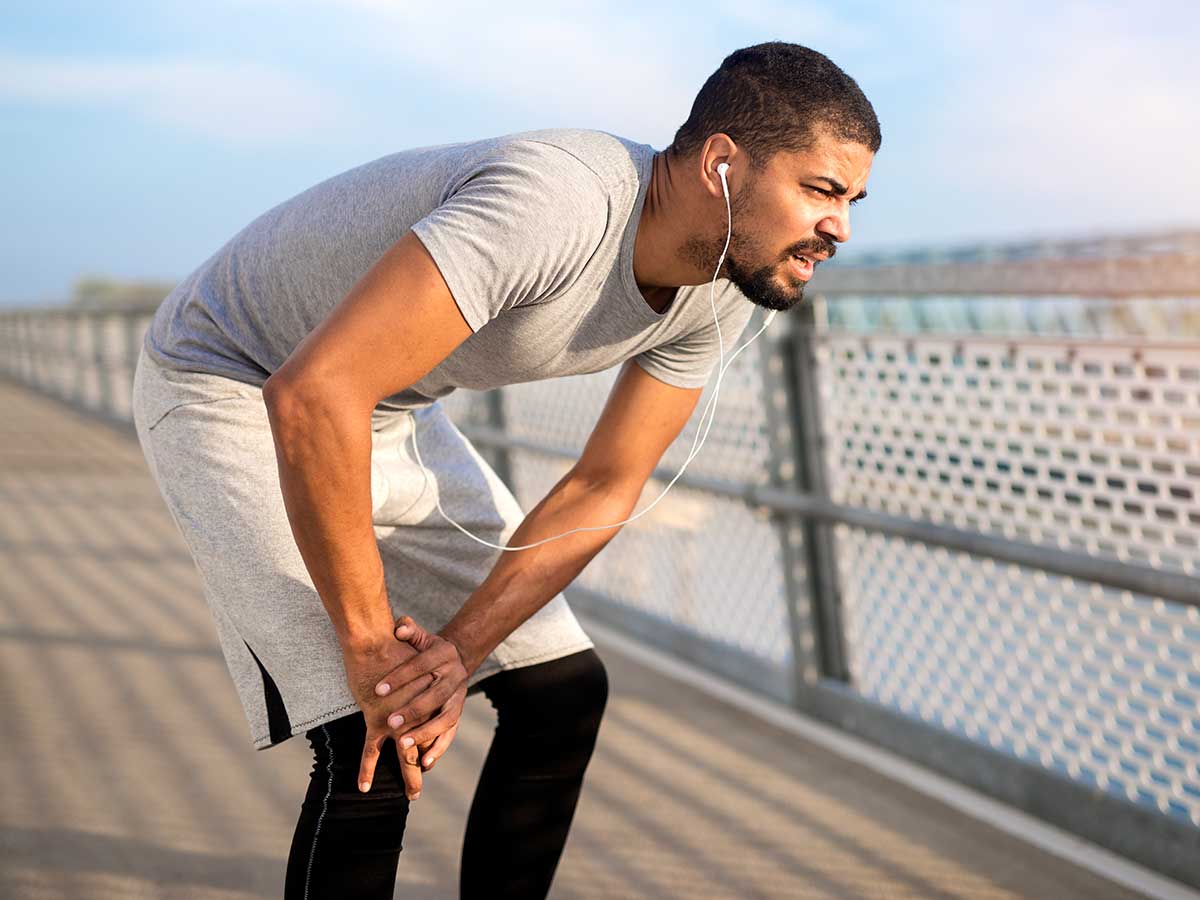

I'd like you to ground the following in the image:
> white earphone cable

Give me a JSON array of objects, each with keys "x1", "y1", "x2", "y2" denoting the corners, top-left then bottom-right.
[{"x1": 408, "y1": 162, "x2": 776, "y2": 551}]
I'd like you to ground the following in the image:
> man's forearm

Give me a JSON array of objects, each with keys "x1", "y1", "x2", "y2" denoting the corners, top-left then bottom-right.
[
  {"x1": 440, "y1": 470, "x2": 642, "y2": 673},
  {"x1": 262, "y1": 380, "x2": 393, "y2": 652}
]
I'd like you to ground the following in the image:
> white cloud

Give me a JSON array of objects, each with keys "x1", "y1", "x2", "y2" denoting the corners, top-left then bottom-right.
[
  {"x1": 218, "y1": 0, "x2": 883, "y2": 147},
  {"x1": 222, "y1": 0, "x2": 735, "y2": 144},
  {"x1": 0, "y1": 55, "x2": 354, "y2": 145},
  {"x1": 302, "y1": 0, "x2": 883, "y2": 148},
  {"x1": 342, "y1": 2, "x2": 701, "y2": 142}
]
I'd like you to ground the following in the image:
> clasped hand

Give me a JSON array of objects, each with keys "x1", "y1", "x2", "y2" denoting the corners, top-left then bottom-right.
[{"x1": 345, "y1": 615, "x2": 470, "y2": 802}]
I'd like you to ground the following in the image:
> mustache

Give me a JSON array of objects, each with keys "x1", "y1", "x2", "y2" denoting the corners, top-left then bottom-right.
[{"x1": 788, "y1": 241, "x2": 837, "y2": 260}]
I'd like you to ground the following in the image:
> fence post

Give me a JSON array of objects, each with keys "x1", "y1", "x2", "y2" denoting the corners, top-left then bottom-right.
[
  {"x1": 95, "y1": 313, "x2": 115, "y2": 420},
  {"x1": 70, "y1": 310, "x2": 87, "y2": 405},
  {"x1": 31, "y1": 314, "x2": 45, "y2": 389},
  {"x1": 758, "y1": 310, "x2": 819, "y2": 702},
  {"x1": 31, "y1": 314, "x2": 46, "y2": 390},
  {"x1": 123, "y1": 311, "x2": 146, "y2": 418},
  {"x1": 792, "y1": 299, "x2": 850, "y2": 683}
]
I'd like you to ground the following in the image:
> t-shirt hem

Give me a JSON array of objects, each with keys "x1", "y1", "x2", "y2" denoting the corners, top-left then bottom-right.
[
  {"x1": 141, "y1": 339, "x2": 270, "y2": 389},
  {"x1": 408, "y1": 220, "x2": 488, "y2": 334},
  {"x1": 632, "y1": 355, "x2": 713, "y2": 389}
]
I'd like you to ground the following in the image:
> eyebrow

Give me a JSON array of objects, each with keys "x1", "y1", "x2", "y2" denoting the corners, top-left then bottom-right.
[{"x1": 812, "y1": 175, "x2": 867, "y2": 202}]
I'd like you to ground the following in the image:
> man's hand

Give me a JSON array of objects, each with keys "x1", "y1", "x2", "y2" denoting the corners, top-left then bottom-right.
[
  {"x1": 372, "y1": 616, "x2": 471, "y2": 770},
  {"x1": 341, "y1": 632, "x2": 431, "y2": 801}
]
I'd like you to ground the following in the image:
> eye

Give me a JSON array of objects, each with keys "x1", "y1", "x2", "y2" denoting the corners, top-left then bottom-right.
[{"x1": 807, "y1": 185, "x2": 859, "y2": 207}]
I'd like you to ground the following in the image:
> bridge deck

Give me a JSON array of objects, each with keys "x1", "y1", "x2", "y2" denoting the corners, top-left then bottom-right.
[{"x1": 0, "y1": 379, "x2": 1150, "y2": 898}]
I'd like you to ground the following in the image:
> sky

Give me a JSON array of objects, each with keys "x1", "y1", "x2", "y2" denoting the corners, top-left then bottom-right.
[{"x1": 1, "y1": 0, "x2": 1197, "y2": 305}]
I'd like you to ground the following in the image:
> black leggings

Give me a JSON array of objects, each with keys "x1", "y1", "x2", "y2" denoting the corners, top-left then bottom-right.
[{"x1": 283, "y1": 647, "x2": 608, "y2": 899}]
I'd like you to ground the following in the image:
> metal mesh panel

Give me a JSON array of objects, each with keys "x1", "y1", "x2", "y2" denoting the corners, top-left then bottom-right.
[
  {"x1": 499, "y1": 356, "x2": 775, "y2": 484},
  {"x1": 818, "y1": 333, "x2": 1200, "y2": 825},
  {"x1": 836, "y1": 525, "x2": 1200, "y2": 826},
  {"x1": 510, "y1": 446, "x2": 791, "y2": 669},
  {"x1": 816, "y1": 334, "x2": 1200, "y2": 576}
]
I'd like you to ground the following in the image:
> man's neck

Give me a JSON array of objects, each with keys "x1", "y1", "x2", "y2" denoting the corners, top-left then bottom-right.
[{"x1": 632, "y1": 149, "x2": 710, "y2": 310}]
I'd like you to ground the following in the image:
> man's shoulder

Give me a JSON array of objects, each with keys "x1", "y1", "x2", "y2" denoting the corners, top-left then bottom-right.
[{"x1": 494, "y1": 127, "x2": 650, "y2": 187}]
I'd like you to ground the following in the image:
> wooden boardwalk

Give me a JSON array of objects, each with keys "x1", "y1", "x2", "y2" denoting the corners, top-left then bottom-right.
[{"x1": 0, "y1": 379, "x2": 1152, "y2": 899}]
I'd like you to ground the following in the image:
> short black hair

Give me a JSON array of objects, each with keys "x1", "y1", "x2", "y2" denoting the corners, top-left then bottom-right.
[{"x1": 669, "y1": 42, "x2": 881, "y2": 171}]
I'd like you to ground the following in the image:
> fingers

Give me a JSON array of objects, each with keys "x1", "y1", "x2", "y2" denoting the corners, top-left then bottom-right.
[
  {"x1": 380, "y1": 667, "x2": 445, "y2": 719},
  {"x1": 396, "y1": 687, "x2": 465, "y2": 761},
  {"x1": 397, "y1": 736, "x2": 423, "y2": 801},
  {"x1": 418, "y1": 720, "x2": 459, "y2": 771},
  {"x1": 384, "y1": 664, "x2": 460, "y2": 731},
  {"x1": 357, "y1": 730, "x2": 385, "y2": 794},
  {"x1": 355, "y1": 724, "x2": 423, "y2": 800},
  {"x1": 374, "y1": 638, "x2": 460, "y2": 699},
  {"x1": 358, "y1": 726, "x2": 424, "y2": 801}
]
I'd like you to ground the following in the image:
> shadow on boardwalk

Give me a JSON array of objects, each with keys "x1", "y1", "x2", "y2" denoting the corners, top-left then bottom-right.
[{"x1": 0, "y1": 379, "x2": 1147, "y2": 899}]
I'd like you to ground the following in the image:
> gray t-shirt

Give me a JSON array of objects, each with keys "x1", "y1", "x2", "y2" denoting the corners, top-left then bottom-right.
[{"x1": 144, "y1": 127, "x2": 755, "y2": 410}]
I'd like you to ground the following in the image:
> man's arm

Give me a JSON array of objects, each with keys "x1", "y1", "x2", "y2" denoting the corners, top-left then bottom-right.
[
  {"x1": 261, "y1": 229, "x2": 474, "y2": 653},
  {"x1": 437, "y1": 357, "x2": 705, "y2": 673}
]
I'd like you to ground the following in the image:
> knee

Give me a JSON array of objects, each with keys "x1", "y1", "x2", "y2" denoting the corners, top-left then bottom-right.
[
  {"x1": 560, "y1": 648, "x2": 609, "y2": 723},
  {"x1": 489, "y1": 648, "x2": 609, "y2": 729},
  {"x1": 487, "y1": 650, "x2": 608, "y2": 776},
  {"x1": 556, "y1": 647, "x2": 609, "y2": 719}
]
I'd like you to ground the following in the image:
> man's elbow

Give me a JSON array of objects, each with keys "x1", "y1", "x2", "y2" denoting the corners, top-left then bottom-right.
[
  {"x1": 260, "y1": 375, "x2": 313, "y2": 461},
  {"x1": 264, "y1": 369, "x2": 358, "y2": 420},
  {"x1": 261, "y1": 372, "x2": 340, "y2": 451},
  {"x1": 261, "y1": 371, "x2": 309, "y2": 429},
  {"x1": 261, "y1": 371, "x2": 289, "y2": 409}
]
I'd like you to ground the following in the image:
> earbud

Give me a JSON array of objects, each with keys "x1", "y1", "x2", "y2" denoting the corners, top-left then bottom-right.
[{"x1": 408, "y1": 152, "x2": 776, "y2": 553}]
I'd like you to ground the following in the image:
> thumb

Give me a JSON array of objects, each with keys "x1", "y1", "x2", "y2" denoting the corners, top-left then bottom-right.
[{"x1": 394, "y1": 615, "x2": 434, "y2": 650}]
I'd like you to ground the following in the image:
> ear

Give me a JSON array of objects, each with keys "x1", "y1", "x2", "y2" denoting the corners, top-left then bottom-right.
[{"x1": 698, "y1": 131, "x2": 740, "y2": 198}]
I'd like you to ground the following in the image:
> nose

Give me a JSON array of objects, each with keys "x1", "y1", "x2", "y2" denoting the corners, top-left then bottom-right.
[{"x1": 817, "y1": 208, "x2": 851, "y2": 245}]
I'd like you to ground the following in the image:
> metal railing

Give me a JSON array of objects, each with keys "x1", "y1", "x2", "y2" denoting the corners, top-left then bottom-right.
[
  {"x1": 2, "y1": 235, "x2": 1198, "y2": 886},
  {"x1": 0, "y1": 306, "x2": 153, "y2": 424}
]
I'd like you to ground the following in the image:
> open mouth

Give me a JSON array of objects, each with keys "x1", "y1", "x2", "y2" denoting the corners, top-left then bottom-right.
[{"x1": 789, "y1": 254, "x2": 814, "y2": 280}]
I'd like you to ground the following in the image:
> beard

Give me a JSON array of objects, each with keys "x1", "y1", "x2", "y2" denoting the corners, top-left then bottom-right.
[
  {"x1": 679, "y1": 185, "x2": 807, "y2": 313},
  {"x1": 722, "y1": 252, "x2": 806, "y2": 312}
]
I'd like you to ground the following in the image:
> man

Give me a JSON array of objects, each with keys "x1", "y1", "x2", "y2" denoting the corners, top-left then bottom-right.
[{"x1": 131, "y1": 40, "x2": 878, "y2": 900}]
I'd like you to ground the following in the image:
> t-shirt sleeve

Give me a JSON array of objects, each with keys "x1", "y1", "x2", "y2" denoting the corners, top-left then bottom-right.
[
  {"x1": 633, "y1": 301, "x2": 757, "y2": 389},
  {"x1": 409, "y1": 141, "x2": 609, "y2": 333}
]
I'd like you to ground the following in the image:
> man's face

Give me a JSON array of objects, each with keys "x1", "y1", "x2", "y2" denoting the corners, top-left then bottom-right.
[{"x1": 691, "y1": 128, "x2": 874, "y2": 312}]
